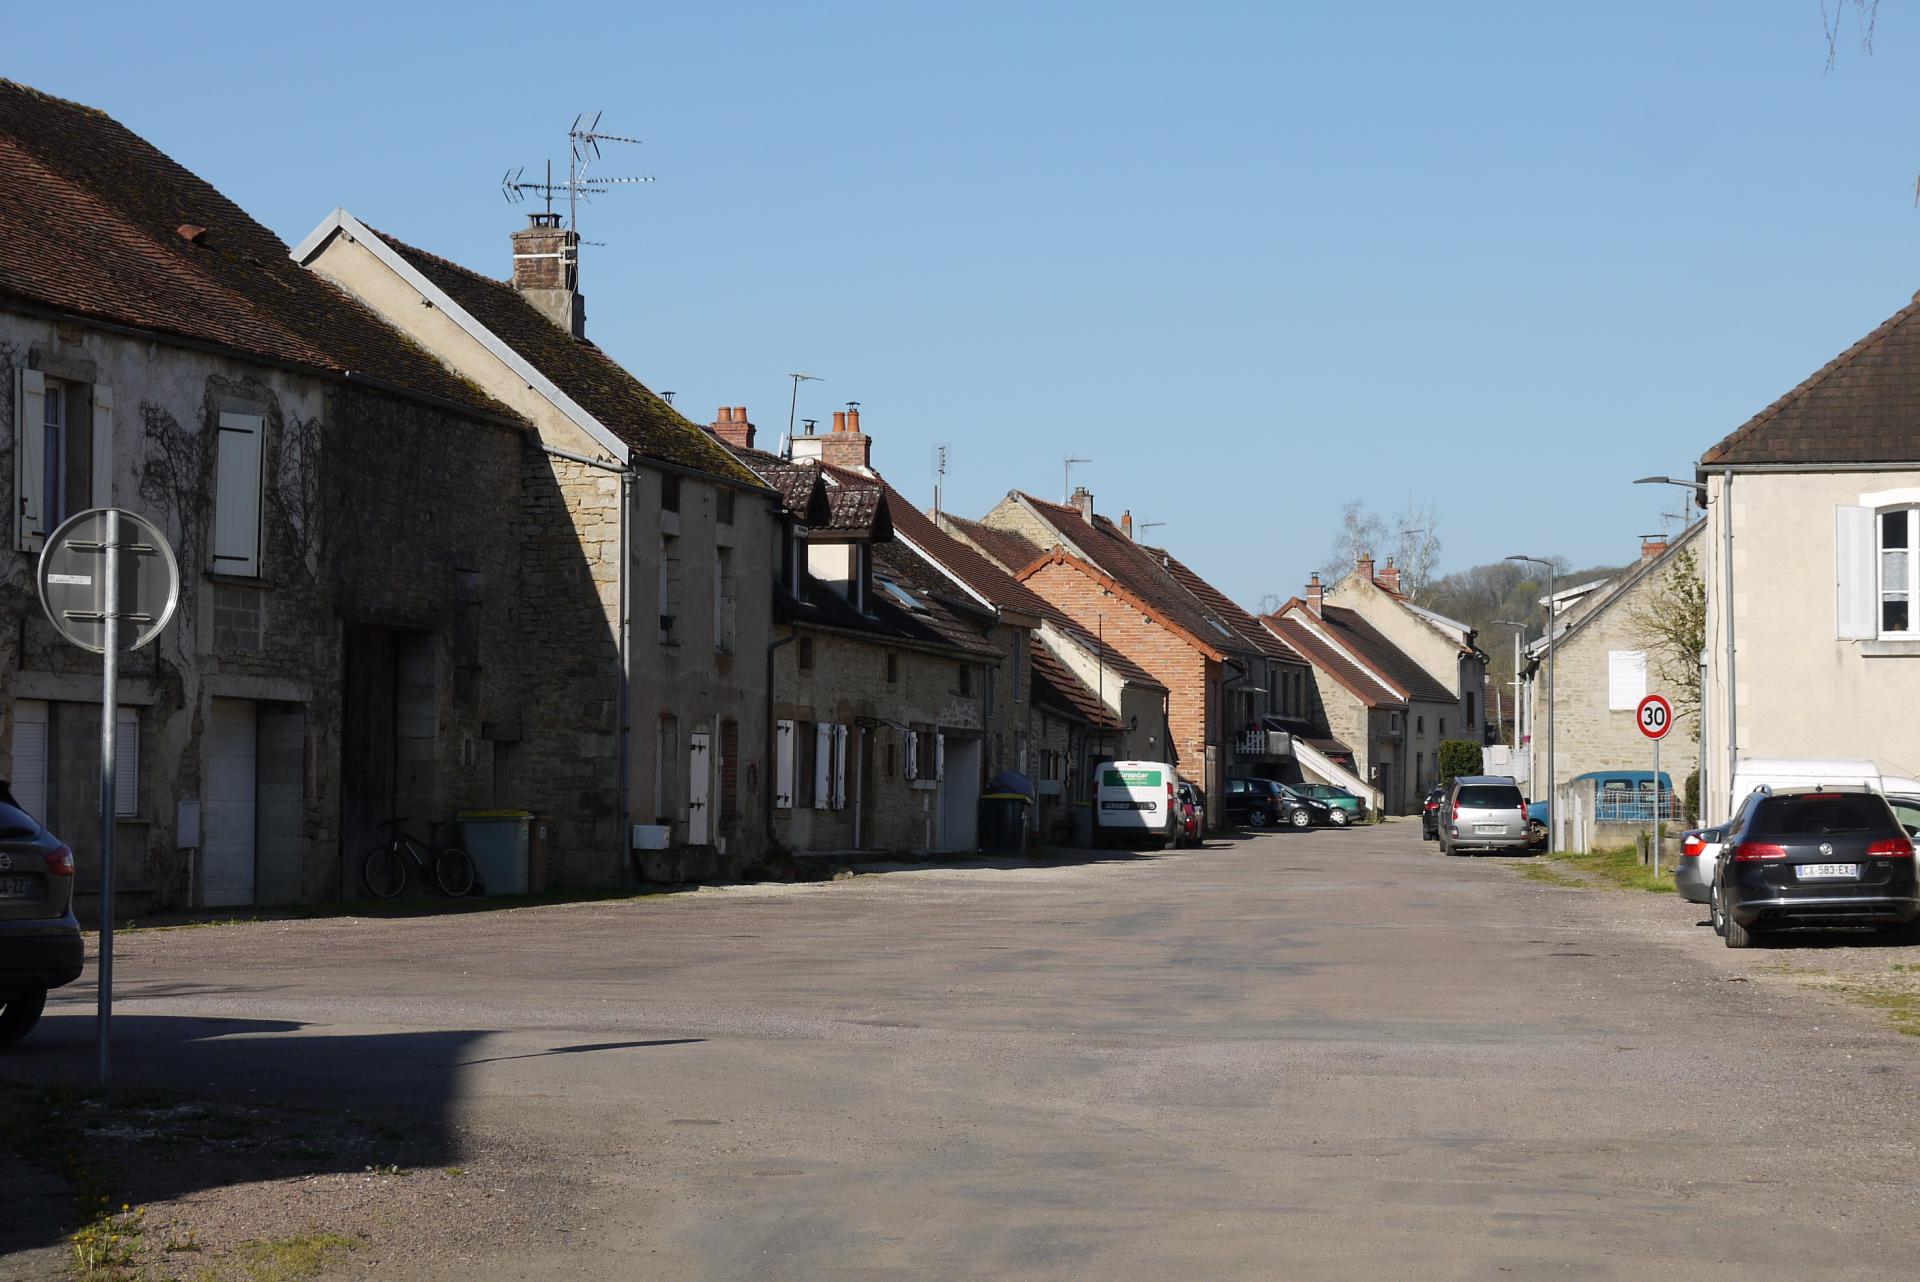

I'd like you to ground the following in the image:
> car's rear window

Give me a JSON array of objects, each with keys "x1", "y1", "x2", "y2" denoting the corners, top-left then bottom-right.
[
  {"x1": 1752, "y1": 793, "x2": 1900, "y2": 838},
  {"x1": 1457, "y1": 785, "x2": 1523, "y2": 808},
  {"x1": 0, "y1": 803, "x2": 41, "y2": 840}
]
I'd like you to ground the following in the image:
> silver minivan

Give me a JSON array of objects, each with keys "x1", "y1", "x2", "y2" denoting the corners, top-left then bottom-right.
[{"x1": 1439, "y1": 775, "x2": 1531, "y2": 855}]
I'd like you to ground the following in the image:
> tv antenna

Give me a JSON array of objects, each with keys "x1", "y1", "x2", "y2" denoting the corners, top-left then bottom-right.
[
  {"x1": 501, "y1": 111, "x2": 655, "y2": 253},
  {"x1": 932, "y1": 444, "x2": 950, "y2": 522},
  {"x1": 785, "y1": 373, "x2": 820, "y2": 459},
  {"x1": 1064, "y1": 456, "x2": 1092, "y2": 504},
  {"x1": 1139, "y1": 519, "x2": 1167, "y2": 541}
]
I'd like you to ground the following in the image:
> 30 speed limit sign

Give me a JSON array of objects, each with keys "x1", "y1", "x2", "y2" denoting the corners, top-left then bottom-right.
[{"x1": 1636, "y1": 693, "x2": 1674, "y2": 740}]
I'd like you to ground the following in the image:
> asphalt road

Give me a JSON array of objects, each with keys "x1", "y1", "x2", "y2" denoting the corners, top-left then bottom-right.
[{"x1": 13, "y1": 823, "x2": 1920, "y2": 1279}]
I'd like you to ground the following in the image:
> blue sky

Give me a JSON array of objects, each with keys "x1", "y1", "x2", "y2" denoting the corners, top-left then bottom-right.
[{"x1": 8, "y1": 1, "x2": 1917, "y2": 605}]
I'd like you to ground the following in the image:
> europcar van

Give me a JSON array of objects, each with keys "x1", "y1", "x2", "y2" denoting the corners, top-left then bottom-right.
[
  {"x1": 1095, "y1": 760, "x2": 1179, "y2": 849},
  {"x1": 1730, "y1": 758, "x2": 1920, "y2": 807}
]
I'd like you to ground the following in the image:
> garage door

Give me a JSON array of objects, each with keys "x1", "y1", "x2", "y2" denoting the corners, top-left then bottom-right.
[
  {"x1": 203, "y1": 698, "x2": 256, "y2": 907},
  {"x1": 7, "y1": 701, "x2": 48, "y2": 820}
]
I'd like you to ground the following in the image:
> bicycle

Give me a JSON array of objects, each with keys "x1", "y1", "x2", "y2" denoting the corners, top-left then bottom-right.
[{"x1": 362, "y1": 817, "x2": 478, "y2": 899}]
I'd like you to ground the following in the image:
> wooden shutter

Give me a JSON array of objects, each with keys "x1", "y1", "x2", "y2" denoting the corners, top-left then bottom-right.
[
  {"x1": 1836, "y1": 504, "x2": 1877, "y2": 640},
  {"x1": 8, "y1": 701, "x2": 48, "y2": 819},
  {"x1": 91, "y1": 383, "x2": 114, "y2": 508},
  {"x1": 904, "y1": 729, "x2": 918, "y2": 780},
  {"x1": 935, "y1": 732, "x2": 946, "y2": 782},
  {"x1": 831, "y1": 724, "x2": 849, "y2": 809},
  {"x1": 1606, "y1": 651, "x2": 1647, "y2": 710},
  {"x1": 214, "y1": 412, "x2": 264, "y2": 576},
  {"x1": 15, "y1": 368, "x2": 45, "y2": 550},
  {"x1": 774, "y1": 720, "x2": 795, "y2": 809},
  {"x1": 814, "y1": 721, "x2": 832, "y2": 809},
  {"x1": 115, "y1": 706, "x2": 138, "y2": 818}
]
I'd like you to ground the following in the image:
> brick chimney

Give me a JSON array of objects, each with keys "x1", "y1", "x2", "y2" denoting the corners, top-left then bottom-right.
[
  {"x1": 792, "y1": 404, "x2": 872, "y2": 472},
  {"x1": 511, "y1": 213, "x2": 585, "y2": 339},
  {"x1": 1355, "y1": 552, "x2": 1375, "y2": 585},
  {"x1": 1640, "y1": 534, "x2": 1669, "y2": 562},
  {"x1": 1071, "y1": 486, "x2": 1094, "y2": 522},
  {"x1": 1121, "y1": 509, "x2": 1133, "y2": 539},
  {"x1": 1306, "y1": 572, "x2": 1324, "y2": 616},
  {"x1": 1377, "y1": 558, "x2": 1403, "y2": 594},
  {"x1": 711, "y1": 405, "x2": 755, "y2": 450}
]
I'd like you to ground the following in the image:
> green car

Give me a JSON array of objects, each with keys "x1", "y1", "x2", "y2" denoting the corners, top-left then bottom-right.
[{"x1": 1294, "y1": 783, "x2": 1367, "y2": 823}]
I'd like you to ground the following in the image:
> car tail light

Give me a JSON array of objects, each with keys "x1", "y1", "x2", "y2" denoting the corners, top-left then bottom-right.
[
  {"x1": 43, "y1": 844, "x2": 75, "y2": 876},
  {"x1": 1681, "y1": 834, "x2": 1706, "y2": 858},
  {"x1": 1451, "y1": 800, "x2": 1460, "y2": 821},
  {"x1": 1868, "y1": 837, "x2": 1916, "y2": 858},
  {"x1": 1732, "y1": 842, "x2": 1789, "y2": 861}
]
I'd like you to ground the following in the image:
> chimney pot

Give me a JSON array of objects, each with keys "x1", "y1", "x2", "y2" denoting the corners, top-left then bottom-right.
[
  {"x1": 847, "y1": 407, "x2": 861, "y2": 434},
  {"x1": 733, "y1": 406, "x2": 747, "y2": 423},
  {"x1": 833, "y1": 411, "x2": 847, "y2": 434}
]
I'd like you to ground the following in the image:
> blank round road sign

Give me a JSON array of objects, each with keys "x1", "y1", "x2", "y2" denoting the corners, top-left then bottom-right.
[
  {"x1": 35, "y1": 508, "x2": 180, "y2": 654},
  {"x1": 1636, "y1": 693, "x2": 1674, "y2": 740}
]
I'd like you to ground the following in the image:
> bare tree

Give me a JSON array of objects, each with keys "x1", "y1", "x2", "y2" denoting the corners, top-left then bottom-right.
[
  {"x1": 1319, "y1": 498, "x2": 1443, "y2": 599},
  {"x1": 1629, "y1": 546, "x2": 1707, "y2": 741},
  {"x1": 1823, "y1": 0, "x2": 1879, "y2": 69}
]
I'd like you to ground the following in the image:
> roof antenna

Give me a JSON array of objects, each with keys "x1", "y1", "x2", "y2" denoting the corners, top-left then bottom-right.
[
  {"x1": 933, "y1": 444, "x2": 950, "y2": 523},
  {"x1": 503, "y1": 112, "x2": 655, "y2": 283},
  {"x1": 1064, "y1": 456, "x2": 1091, "y2": 503},
  {"x1": 785, "y1": 373, "x2": 820, "y2": 459},
  {"x1": 1139, "y1": 520, "x2": 1166, "y2": 541}
]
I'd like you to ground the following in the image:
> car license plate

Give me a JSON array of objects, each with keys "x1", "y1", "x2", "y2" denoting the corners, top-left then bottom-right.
[
  {"x1": 1795, "y1": 863, "x2": 1861, "y2": 880},
  {"x1": 0, "y1": 875, "x2": 34, "y2": 898},
  {"x1": 1474, "y1": 824, "x2": 1504, "y2": 834},
  {"x1": 1102, "y1": 800, "x2": 1154, "y2": 811}
]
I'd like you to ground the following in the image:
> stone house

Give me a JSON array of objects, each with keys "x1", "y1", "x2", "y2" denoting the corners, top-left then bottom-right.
[
  {"x1": 1263, "y1": 578, "x2": 1459, "y2": 814},
  {"x1": 1323, "y1": 555, "x2": 1491, "y2": 745},
  {"x1": 976, "y1": 489, "x2": 1305, "y2": 829},
  {"x1": 0, "y1": 80, "x2": 606, "y2": 910},
  {"x1": 1695, "y1": 287, "x2": 1920, "y2": 821},
  {"x1": 1514, "y1": 526, "x2": 1704, "y2": 817},
  {"x1": 295, "y1": 210, "x2": 781, "y2": 881},
  {"x1": 721, "y1": 411, "x2": 1001, "y2": 855}
]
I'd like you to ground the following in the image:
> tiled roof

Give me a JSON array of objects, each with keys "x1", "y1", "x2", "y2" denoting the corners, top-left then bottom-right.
[
  {"x1": 1264, "y1": 615, "x2": 1394, "y2": 710},
  {"x1": 0, "y1": 81, "x2": 509, "y2": 420},
  {"x1": 365, "y1": 228, "x2": 761, "y2": 486},
  {"x1": 820, "y1": 469, "x2": 890, "y2": 535},
  {"x1": 940, "y1": 514, "x2": 1047, "y2": 574},
  {"x1": 1154, "y1": 548, "x2": 1301, "y2": 662},
  {"x1": 1028, "y1": 640, "x2": 1102, "y2": 724},
  {"x1": 1318, "y1": 605, "x2": 1457, "y2": 704},
  {"x1": 870, "y1": 541, "x2": 999, "y2": 656},
  {"x1": 778, "y1": 562, "x2": 997, "y2": 661},
  {"x1": 880, "y1": 487, "x2": 1052, "y2": 617},
  {"x1": 1702, "y1": 292, "x2": 1920, "y2": 467}
]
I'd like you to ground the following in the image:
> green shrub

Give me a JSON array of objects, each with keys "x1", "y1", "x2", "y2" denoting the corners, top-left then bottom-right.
[
  {"x1": 1684, "y1": 768, "x2": 1700, "y2": 825},
  {"x1": 1437, "y1": 740, "x2": 1483, "y2": 788}
]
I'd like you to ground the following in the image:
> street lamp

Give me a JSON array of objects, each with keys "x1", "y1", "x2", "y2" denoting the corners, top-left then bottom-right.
[
  {"x1": 1506, "y1": 555, "x2": 1557, "y2": 841},
  {"x1": 1635, "y1": 474, "x2": 1711, "y2": 823}
]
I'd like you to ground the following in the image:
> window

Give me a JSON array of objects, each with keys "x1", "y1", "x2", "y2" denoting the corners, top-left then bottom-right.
[
  {"x1": 958, "y1": 664, "x2": 972, "y2": 696},
  {"x1": 658, "y1": 533, "x2": 682, "y2": 644},
  {"x1": 795, "y1": 720, "x2": 816, "y2": 807},
  {"x1": 213, "y1": 412, "x2": 264, "y2": 576},
  {"x1": 716, "y1": 488, "x2": 735, "y2": 525},
  {"x1": 654, "y1": 715, "x2": 679, "y2": 823},
  {"x1": 1415, "y1": 716, "x2": 1424, "y2": 735},
  {"x1": 1466, "y1": 692, "x2": 1477, "y2": 731},
  {"x1": 886, "y1": 740, "x2": 896, "y2": 778},
  {"x1": 714, "y1": 547, "x2": 736, "y2": 654},
  {"x1": 1438, "y1": 718, "x2": 1446, "y2": 737},
  {"x1": 886, "y1": 652, "x2": 898, "y2": 684},
  {"x1": 1882, "y1": 508, "x2": 1914, "y2": 634},
  {"x1": 14, "y1": 371, "x2": 112, "y2": 552},
  {"x1": 1011, "y1": 639, "x2": 1022, "y2": 702},
  {"x1": 798, "y1": 636, "x2": 814, "y2": 671},
  {"x1": 661, "y1": 474, "x2": 681, "y2": 512}
]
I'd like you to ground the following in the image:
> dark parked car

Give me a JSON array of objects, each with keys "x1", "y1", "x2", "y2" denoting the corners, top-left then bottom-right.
[
  {"x1": 1294, "y1": 783, "x2": 1367, "y2": 823},
  {"x1": 1420, "y1": 786, "x2": 1446, "y2": 841},
  {"x1": 1225, "y1": 778, "x2": 1330, "y2": 830},
  {"x1": 0, "y1": 782, "x2": 84, "y2": 1047},
  {"x1": 1276, "y1": 784, "x2": 1346, "y2": 827},
  {"x1": 1711, "y1": 787, "x2": 1919, "y2": 949}
]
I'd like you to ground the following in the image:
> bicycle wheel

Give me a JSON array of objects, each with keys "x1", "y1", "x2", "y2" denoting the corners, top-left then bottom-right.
[
  {"x1": 363, "y1": 845, "x2": 408, "y2": 898},
  {"x1": 433, "y1": 847, "x2": 477, "y2": 897}
]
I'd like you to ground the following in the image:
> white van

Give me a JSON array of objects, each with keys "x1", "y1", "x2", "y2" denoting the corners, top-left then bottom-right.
[
  {"x1": 1094, "y1": 760, "x2": 1179, "y2": 849},
  {"x1": 1730, "y1": 758, "x2": 1920, "y2": 813}
]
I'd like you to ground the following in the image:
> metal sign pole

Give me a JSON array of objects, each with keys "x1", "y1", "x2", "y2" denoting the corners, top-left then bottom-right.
[
  {"x1": 1652, "y1": 731, "x2": 1661, "y2": 881},
  {"x1": 97, "y1": 508, "x2": 119, "y2": 1086}
]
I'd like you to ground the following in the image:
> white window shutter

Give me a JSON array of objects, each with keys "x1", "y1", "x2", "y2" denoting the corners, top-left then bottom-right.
[
  {"x1": 1606, "y1": 650, "x2": 1647, "y2": 710},
  {"x1": 214, "y1": 412, "x2": 264, "y2": 576},
  {"x1": 774, "y1": 720, "x2": 795, "y2": 808},
  {"x1": 1836, "y1": 504, "x2": 1877, "y2": 640},
  {"x1": 814, "y1": 721, "x2": 832, "y2": 809},
  {"x1": 832, "y1": 724, "x2": 849, "y2": 809},
  {"x1": 905, "y1": 729, "x2": 918, "y2": 780},
  {"x1": 90, "y1": 383, "x2": 113, "y2": 509},
  {"x1": 15, "y1": 368, "x2": 46, "y2": 551},
  {"x1": 115, "y1": 707, "x2": 138, "y2": 818},
  {"x1": 935, "y1": 732, "x2": 946, "y2": 782},
  {"x1": 8, "y1": 701, "x2": 48, "y2": 819}
]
